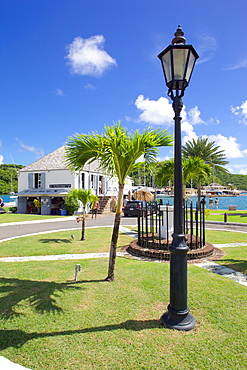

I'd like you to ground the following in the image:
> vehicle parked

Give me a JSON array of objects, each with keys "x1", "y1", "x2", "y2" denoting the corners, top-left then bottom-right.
[{"x1": 123, "y1": 200, "x2": 147, "y2": 217}]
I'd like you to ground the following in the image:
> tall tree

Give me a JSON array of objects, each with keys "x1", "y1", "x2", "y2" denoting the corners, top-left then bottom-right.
[
  {"x1": 182, "y1": 137, "x2": 228, "y2": 203},
  {"x1": 65, "y1": 122, "x2": 173, "y2": 281},
  {"x1": 182, "y1": 137, "x2": 228, "y2": 172},
  {"x1": 155, "y1": 157, "x2": 211, "y2": 198}
]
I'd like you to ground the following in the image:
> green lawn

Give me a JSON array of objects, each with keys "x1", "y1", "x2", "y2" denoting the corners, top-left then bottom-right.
[
  {"x1": 0, "y1": 226, "x2": 246, "y2": 369},
  {"x1": 129, "y1": 225, "x2": 247, "y2": 244},
  {"x1": 185, "y1": 210, "x2": 247, "y2": 223},
  {"x1": 216, "y1": 246, "x2": 247, "y2": 275},
  {"x1": 205, "y1": 210, "x2": 247, "y2": 223},
  {"x1": 0, "y1": 258, "x2": 246, "y2": 370},
  {"x1": 205, "y1": 229, "x2": 247, "y2": 244},
  {"x1": 0, "y1": 212, "x2": 65, "y2": 223},
  {"x1": 0, "y1": 228, "x2": 133, "y2": 257}
]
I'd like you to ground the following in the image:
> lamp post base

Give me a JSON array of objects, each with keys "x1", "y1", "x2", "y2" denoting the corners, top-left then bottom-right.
[{"x1": 161, "y1": 307, "x2": 196, "y2": 331}]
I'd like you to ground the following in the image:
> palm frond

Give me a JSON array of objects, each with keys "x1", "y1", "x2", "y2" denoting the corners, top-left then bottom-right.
[
  {"x1": 182, "y1": 137, "x2": 229, "y2": 171},
  {"x1": 66, "y1": 121, "x2": 173, "y2": 185}
]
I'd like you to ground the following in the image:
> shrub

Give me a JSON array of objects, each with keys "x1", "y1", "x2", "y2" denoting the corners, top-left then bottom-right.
[{"x1": 64, "y1": 196, "x2": 79, "y2": 215}]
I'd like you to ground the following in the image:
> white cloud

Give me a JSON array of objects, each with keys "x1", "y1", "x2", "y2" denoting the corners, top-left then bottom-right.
[
  {"x1": 134, "y1": 95, "x2": 205, "y2": 129},
  {"x1": 84, "y1": 83, "x2": 96, "y2": 90},
  {"x1": 224, "y1": 59, "x2": 247, "y2": 70},
  {"x1": 187, "y1": 106, "x2": 205, "y2": 125},
  {"x1": 204, "y1": 134, "x2": 246, "y2": 159},
  {"x1": 54, "y1": 88, "x2": 64, "y2": 96},
  {"x1": 208, "y1": 117, "x2": 220, "y2": 125},
  {"x1": 134, "y1": 95, "x2": 247, "y2": 162},
  {"x1": 0, "y1": 155, "x2": 3, "y2": 164},
  {"x1": 226, "y1": 164, "x2": 247, "y2": 174},
  {"x1": 135, "y1": 95, "x2": 191, "y2": 126},
  {"x1": 134, "y1": 95, "x2": 174, "y2": 126},
  {"x1": 157, "y1": 155, "x2": 172, "y2": 162},
  {"x1": 134, "y1": 95, "x2": 204, "y2": 144},
  {"x1": 65, "y1": 35, "x2": 117, "y2": 77},
  {"x1": 15, "y1": 139, "x2": 44, "y2": 159},
  {"x1": 181, "y1": 121, "x2": 198, "y2": 144},
  {"x1": 196, "y1": 33, "x2": 217, "y2": 65},
  {"x1": 240, "y1": 168, "x2": 247, "y2": 175},
  {"x1": 231, "y1": 100, "x2": 247, "y2": 124}
]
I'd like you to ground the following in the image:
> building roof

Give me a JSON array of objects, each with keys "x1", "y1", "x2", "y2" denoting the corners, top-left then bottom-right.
[{"x1": 19, "y1": 146, "x2": 101, "y2": 172}]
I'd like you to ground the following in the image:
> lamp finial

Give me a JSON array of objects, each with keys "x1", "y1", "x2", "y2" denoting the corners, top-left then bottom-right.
[{"x1": 172, "y1": 25, "x2": 186, "y2": 45}]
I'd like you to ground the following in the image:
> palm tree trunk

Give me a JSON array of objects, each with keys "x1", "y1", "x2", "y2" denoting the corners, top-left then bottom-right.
[
  {"x1": 81, "y1": 218, "x2": 85, "y2": 240},
  {"x1": 81, "y1": 210, "x2": 86, "y2": 240},
  {"x1": 106, "y1": 184, "x2": 124, "y2": 281}
]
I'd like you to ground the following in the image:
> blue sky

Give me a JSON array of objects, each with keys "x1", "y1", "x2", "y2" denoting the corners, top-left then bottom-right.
[{"x1": 0, "y1": 0, "x2": 247, "y2": 174}]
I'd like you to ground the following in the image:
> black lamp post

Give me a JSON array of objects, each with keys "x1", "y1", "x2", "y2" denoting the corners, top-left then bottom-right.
[{"x1": 158, "y1": 26, "x2": 199, "y2": 331}]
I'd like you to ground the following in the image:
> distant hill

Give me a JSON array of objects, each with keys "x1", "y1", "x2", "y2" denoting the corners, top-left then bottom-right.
[
  {"x1": 1, "y1": 162, "x2": 247, "y2": 194},
  {"x1": 215, "y1": 171, "x2": 247, "y2": 191},
  {"x1": 0, "y1": 164, "x2": 24, "y2": 194}
]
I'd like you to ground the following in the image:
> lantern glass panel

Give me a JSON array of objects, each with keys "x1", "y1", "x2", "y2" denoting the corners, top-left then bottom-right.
[
  {"x1": 173, "y1": 48, "x2": 189, "y2": 81},
  {"x1": 161, "y1": 51, "x2": 172, "y2": 85},
  {"x1": 185, "y1": 51, "x2": 197, "y2": 83}
]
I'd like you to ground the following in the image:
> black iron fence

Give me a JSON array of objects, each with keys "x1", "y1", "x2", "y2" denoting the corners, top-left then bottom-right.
[{"x1": 137, "y1": 200, "x2": 205, "y2": 250}]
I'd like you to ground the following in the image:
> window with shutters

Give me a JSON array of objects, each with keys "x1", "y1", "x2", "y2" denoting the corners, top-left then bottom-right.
[
  {"x1": 28, "y1": 173, "x2": 45, "y2": 189},
  {"x1": 34, "y1": 173, "x2": 41, "y2": 188}
]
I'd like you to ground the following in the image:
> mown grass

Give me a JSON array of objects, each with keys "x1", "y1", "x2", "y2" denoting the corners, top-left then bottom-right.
[
  {"x1": 205, "y1": 210, "x2": 247, "y2": 223},
  {"x1": 129, "y1": 226, "x2": 247, "y2": 244},
  {"x1": 3, "y1": 226, "x2": 247, "y2": 259},
  {"x1": 216, "y1": 246, "x2": 247, "y2": 274},
  {"x1": 205, "y1": 229, "x2": 247, "y2": 244},
  {"x1": 0, "y1": 226, "x2": 246, "y2": 275},
  {"x1": 0, "y1": 228, "x2": 133, "y2": 257},
  {"x1": 0, "y1": 257, "x2": 246, "y2": 370},
  {"x1": 185, "y1": 210, "x2": 247, "y2": 223},
  {"x1": 0, "y1": 225, "x2": 246, "y2": 369},
  {"x1": 0, "y1": 212, "x2": 64, "y2": 223}
]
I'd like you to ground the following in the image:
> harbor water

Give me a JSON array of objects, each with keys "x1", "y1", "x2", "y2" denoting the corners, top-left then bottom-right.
[
  {"x1": 157, "y1": 195, "x2": 247, "y2": 211},
  {"x1": 1, "y1": 194, "x2": 247, "y2": 211},
  {"x1": 0, "y1": 195, "x2": 18, "y2": 206}
]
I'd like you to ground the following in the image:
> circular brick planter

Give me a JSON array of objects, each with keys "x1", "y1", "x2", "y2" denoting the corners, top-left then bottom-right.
[{"x1": 127, "y1": 236, "x2": 215, "y2": 261}]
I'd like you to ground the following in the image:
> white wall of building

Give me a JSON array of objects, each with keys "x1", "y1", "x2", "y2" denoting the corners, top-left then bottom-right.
[{"x1": 18, "y1": 170, "x2": 76, "y2": 192}]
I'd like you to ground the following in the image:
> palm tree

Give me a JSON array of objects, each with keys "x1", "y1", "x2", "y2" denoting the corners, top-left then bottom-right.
[
  {"x1": 65, "y1": 121, "x2": 173, "y2": 281},
  {"x1": 182, "y1": 137, "x2": 228, "y2": 203},
  {"x1": 155, "y1": 157, "x2": 211, "y2": 199},
  {"x1": 182, "y1": 137, "x2": 228, "y2": 172},
  {"x1": 66, "y1": 189, "x2": 96, "y2": 240}
]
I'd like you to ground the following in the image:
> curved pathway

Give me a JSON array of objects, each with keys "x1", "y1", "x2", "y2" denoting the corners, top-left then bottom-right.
[
  {"x1": 1, "y1": 215, "x2": 247, "y2": 240},
  {"x1": 0, "y1": 214, "x2": 138, "y2": 241}
]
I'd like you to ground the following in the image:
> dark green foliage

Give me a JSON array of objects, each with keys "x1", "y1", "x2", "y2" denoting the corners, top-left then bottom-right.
[
  {"x1": 129, "y1": 163, "x2": 158, "y2": 187},
  {"x1": 0, "y1": 164, "x2": 24, "y2": 194},
  {"x1": 182, "y1": 137, "x2": 228, "y2": 173},
  {"x1": 216, "y1": 170, "x2": 247, "y2": 191},
  {"x1": 63, "y1": 197, "x2": 79, "y2": 215}
]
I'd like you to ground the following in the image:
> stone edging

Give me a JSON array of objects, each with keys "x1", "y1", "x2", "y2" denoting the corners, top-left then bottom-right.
[{"x1": 127, "y1": 239, "x2": 215, "y2": 261}]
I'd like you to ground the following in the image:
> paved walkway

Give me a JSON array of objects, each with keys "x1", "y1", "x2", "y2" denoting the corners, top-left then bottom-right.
[
  {"x1": 0, "y1": 214, "x2": 137, "y2": 241},
  {"x1": 0, "y1": 216, "x2": 246, "y2": 369}
]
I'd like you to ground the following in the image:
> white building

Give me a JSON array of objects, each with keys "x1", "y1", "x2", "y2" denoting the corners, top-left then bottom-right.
[{"x1": 17, "y1": 146, "x2": 133, "y2": 215}]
